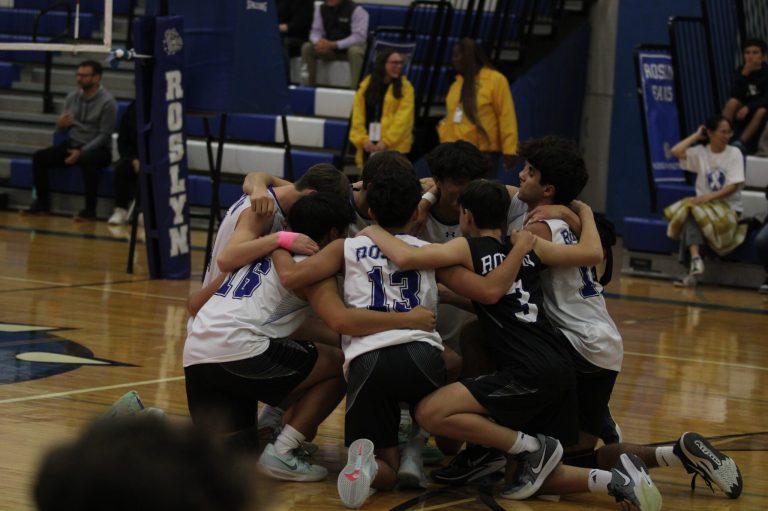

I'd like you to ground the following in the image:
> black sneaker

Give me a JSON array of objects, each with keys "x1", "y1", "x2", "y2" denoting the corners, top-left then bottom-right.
[
  {"x1": 499, "y1": 434, "x2": 563, "y2": 500},
  {"x1": 673, "y1": 432, "x2": 743, "y2": 498},
  {"x1": 430, "y1": 445, "x2": 506, "y2": 486},
  {"x1": 607, "y1": 453, "x2": 662, "y2": 510}
]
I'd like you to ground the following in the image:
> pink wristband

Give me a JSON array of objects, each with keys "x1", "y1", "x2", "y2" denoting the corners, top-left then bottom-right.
[{"x1": 277, "y1": 231, "x2": 300, "y2": 250}]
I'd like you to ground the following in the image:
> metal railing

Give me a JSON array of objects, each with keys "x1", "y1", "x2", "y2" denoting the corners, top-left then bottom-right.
[{"x1": 32, "y1": 1, "x2": 72, "y2": 113}]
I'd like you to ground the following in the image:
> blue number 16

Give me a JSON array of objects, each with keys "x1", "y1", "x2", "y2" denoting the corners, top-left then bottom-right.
[{"x1": 215, "y1": 259, "x2": 272, "y2": 299}]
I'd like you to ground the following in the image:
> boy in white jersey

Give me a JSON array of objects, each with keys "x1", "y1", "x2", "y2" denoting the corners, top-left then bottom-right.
[
  {"x1": 359, "y1": 180, "x2": 663, "y2": 509},
  {"x1": 517, "y1": 136, "x2": 743, "y2": 499},
  {"x1": 184, "y1": 193, "x2": 437, "y2": 484},
  {"x1": 347, "y1": 151, "x2": 420, "y2": 236},
  {"x1": 272, "y1": 168, "x2": 449, "y2": 507},
  {"x1": 187, "y1": 164, "x2": 350, "y2": 313}
]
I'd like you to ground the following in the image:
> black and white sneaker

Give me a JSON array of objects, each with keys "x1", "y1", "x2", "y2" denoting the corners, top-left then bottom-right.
[
  {"x1": 673, "y1": 432, "x2": 743, "y2": 498},
  {"x1": 499, "y1": 434, "x2": 563, "y2": 500},
  {"x1": 607, "y1": 453, "x2": 662, "y2": 510},
  {"x1": 430, "y1": 445, "x2": 506, "y2": 486}
]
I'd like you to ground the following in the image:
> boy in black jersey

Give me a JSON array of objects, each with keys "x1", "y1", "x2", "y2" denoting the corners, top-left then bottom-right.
[{"x1": 358, "y1": 180, "x2": 662, "y2": 509}]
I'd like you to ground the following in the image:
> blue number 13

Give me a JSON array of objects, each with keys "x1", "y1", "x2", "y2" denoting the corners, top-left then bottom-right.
[{"x1": 367, "y1": 267, "x2": 421, "y2": 312}]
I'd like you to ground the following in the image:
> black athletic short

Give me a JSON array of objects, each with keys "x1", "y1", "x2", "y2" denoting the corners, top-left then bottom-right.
[
  {"x1": 345, "y1": 342, "x2": 446, "y2": 449},
  {"x1": 184, "y1": 338, "x2": 318, "y2": 433},
  {"x1": 563, "y1": 341, "x2": 619, "y2": 438},
  {"x1": 461, "y1": 367, "x2": 579, "y2": 447}
]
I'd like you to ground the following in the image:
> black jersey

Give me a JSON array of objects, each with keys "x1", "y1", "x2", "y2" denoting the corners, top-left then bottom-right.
[{"x1": 467, "y1": 236, "x2": 572, "y2": 383}]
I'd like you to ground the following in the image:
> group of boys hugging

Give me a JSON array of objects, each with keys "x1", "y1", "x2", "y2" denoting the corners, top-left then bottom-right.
[{"x1": 182, "y1": 137, "x2": 743, "y2": 510}]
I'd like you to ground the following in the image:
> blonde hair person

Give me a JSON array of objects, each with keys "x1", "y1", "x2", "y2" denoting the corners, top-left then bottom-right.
[
  {"x1": 349, "y1": 48, "x2": 415, "y2": 168},
  {"x1": 438, "y1": 38, "x2": 518, "y2": 172}
]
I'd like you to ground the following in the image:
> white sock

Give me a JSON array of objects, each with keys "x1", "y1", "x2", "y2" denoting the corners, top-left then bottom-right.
[
  {"x1": 257, "y1": 405, "x2": 284, "y2": 431},
  {"x1": 405, "y1": 425, "x2": 427, "y2": 453},
  {"x1": 655, "y1": 446, "x2": 683, "y2": 468},
  {"x1": 587, "y1": 469, "x2": 613, "y2": 494},
  {"x1": 399, "y1": 408, "x2": 412, "y2": 432},
  {"x1": 508, "y1": 432, "x2": 540, "y2": 455},
  {"x1": 273, "y1": 424, "x2": 305, "y2": 455}
]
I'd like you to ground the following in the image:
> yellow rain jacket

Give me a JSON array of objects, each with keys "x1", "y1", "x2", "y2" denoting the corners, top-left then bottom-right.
[
  {"x1": 437, "y1": 67, "x2": 518, "y2": 156},
  {"x1": 349, "y1": 74, "x2": 415, "y2": 168}
]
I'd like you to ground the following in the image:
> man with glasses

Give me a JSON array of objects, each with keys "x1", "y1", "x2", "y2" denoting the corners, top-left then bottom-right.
[{"x1": 26, "y1": 60, "x2": 117, "y2": 220}]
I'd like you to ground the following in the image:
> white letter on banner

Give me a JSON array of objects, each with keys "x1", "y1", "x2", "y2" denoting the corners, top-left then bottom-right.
[
  {"x1": 167, "y1": 102, "x2": 183, "y2": 131},
  {"x1": 169, "y1": 194, "x2": 187, "y2": 225},
  {"x1": 169, "y1": 164, "x2": 186, "y2": 194},
  {"x1": 168, "y1": 133, "x2": 184, "y2": 164},
  {"x1": 169, "y1": 225, "x2": 189, "y2": 256},
  {"x1": 165, "y1": 70, "x2": 183, "y2": 101}
]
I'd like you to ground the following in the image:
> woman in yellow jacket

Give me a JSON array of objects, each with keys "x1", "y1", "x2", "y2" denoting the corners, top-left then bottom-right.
[
  {"x1": 349, "y1": 48, "x2": 415, "y2": 168},
  {"x1": 438, "y1": 38, "x2": 518, "y2": 172}
]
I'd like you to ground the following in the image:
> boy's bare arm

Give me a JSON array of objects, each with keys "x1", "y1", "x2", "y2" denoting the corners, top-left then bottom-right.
[
  {"x1": 187, "y1": 272, "x2": 228, "y2": 317},
  {"x1": 357, "y1": 225, "x2": 472, "y2": 270},
  {"x1": 303, "y1": 277, "x2": 437, "y2": 335},
  {"x1": 530, "y1": 201, "x2": 603, "y2": 267},
  {"x1": 272, "y1": 239, "x2": 345, "y2": 289},
  {"x1": 436, "y1": 232, "x2": 535, "y2": 305}
]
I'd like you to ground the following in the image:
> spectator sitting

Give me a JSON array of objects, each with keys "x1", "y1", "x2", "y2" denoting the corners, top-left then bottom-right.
[
  {"x1": 669, "y1": 115, "x2": 745, "y2": 287},
  {"x1": 277, "y1": 0, "x2": 314, "y2": 81},
  {"x1": 722, "y1": 37, "x2": 768, "y2": 154},
  {"x1": 108, "y1": 100, "x2": 138, "y2": 225},
  {"x1": 34, "y1": 416, "x2": 263, "y2": 511},
  {"x1": 26, "y1": 60, "x2": 117, "y2": 220},
  {"x1": 349, "y1": 48, "x2": 414, "y2": 168},
  {"x1": 301, "y1": 0, "x2": 368, "y2": 89},
  {"x1": 437, "y1": 38, "x2": 518, "y2": 177}
]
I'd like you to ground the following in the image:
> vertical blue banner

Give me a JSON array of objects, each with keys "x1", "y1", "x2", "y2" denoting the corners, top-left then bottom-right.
[
  {"x1": 134, "y1": 16, "x2": 191, "y2": 279},
  {"x1": 637, "y1": 49, "x2": 684, "y2": 183},
  {"x1": 168, "y1": 0, "x2": 289, "y2": 115}
]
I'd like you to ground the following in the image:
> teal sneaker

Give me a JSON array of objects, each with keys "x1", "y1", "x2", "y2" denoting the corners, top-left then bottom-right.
[{"x1": 102, "y1": 391, "x2": 145, "y2": 419}]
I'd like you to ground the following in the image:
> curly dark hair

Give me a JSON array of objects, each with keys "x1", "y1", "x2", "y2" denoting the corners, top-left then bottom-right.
[
  {"x1": 517, "y1": 136, "x2": 588, "y2": 205},
  {"x1": 366, "y1": 166, "x2": 421, "y2": 228}
]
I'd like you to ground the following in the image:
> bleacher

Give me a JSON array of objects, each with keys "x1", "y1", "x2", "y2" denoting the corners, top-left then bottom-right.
[
  {"x1": 0, "y1": 0, "x2": 591, "y2": 218},
  {"x1": 622, "y1": 0, "x2": 768, "y2": 288}
]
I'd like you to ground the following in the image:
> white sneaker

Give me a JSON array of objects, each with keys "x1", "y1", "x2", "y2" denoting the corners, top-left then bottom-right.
[
  {"x1": 674, "y1": 274, "x2": 698, "y2": 288},
  {"x1": 258, "y1": 443, "x2": 328, "y2": 482},
  {"x1": 338, "y1": 438, "x2": 377, "y2": 509},
  {"x1": 398, "y1": 449, "x2": 428, "y2": 489},
  {"x1": 108, "y1": 207, "x2": 129, "y2": 225},
  {"x1": 689, "y1": 257, "x2": 704, "y2": 276}
]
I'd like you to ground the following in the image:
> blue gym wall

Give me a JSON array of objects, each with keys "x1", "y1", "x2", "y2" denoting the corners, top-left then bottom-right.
[
  {"x1": 512, "y1": 21, "x2": 591, "y2": 158},
  {"x1": 606, "y1": 0, "x2": 701, "y2": 230}
]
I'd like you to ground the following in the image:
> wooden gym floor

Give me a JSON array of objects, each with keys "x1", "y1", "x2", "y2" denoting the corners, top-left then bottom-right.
[{"x1": 0, "y1": 210, "x2": 766, "y2": 511}]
